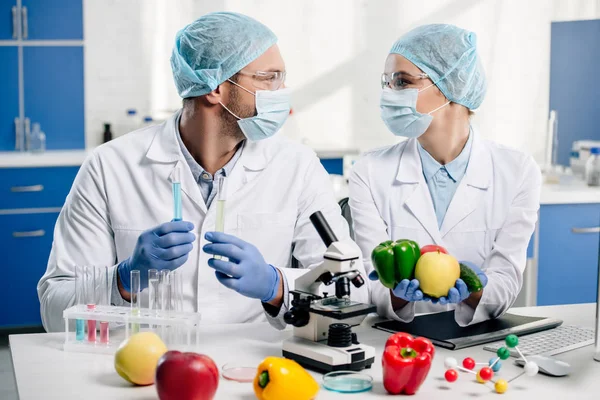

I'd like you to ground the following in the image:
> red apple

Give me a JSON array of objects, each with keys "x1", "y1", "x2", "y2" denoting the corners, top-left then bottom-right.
[
  {"x1": 156, "y1": 351, "x2": 219, "y2": 400},
  {"x1": 420, "y1": 244, "x2": 448, "y2": 256}
]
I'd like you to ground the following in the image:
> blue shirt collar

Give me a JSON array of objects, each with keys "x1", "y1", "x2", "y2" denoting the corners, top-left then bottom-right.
[
  {"x1": 417, "y1": 130, "x2": 473, "y2": 183},
  {"x1": 175, "y1": 114, "x2": 243, "y2": 181}
]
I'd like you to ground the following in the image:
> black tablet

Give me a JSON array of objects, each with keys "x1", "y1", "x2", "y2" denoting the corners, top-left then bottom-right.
[{"x1": 372, "y1": 311, "x2": 563, "y2": 350}]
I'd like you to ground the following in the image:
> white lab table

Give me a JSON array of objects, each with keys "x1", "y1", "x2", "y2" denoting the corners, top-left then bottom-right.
[{"x1": 9, "y1": 304, "x2": 600, "y2": 399}]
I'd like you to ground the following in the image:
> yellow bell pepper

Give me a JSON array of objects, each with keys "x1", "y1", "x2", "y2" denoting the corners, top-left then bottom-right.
[{"x1": 253, "y1": 357, "x2": 319, "y2": 400}]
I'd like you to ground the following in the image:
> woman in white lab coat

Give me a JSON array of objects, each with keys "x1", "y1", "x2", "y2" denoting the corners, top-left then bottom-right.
[{"x1": 349, "y1": 24, "x2": 542, "y2": 326}]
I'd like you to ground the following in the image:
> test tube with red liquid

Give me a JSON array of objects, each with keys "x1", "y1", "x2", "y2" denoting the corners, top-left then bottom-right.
[
  {"x1": 86, "y1": 266, "x2": 97, "y2": 343},
  {"x1": 99, "y1": 266, "x2": 110, "y2": 344}
]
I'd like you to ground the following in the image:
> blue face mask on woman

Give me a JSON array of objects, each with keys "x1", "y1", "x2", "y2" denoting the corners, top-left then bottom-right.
[
  {"x1": 220, "y1": 80, "x2": 291, "y2": 141},
  {"x1": 380, "y1": 84, "x2": 450, "y2": 138}
]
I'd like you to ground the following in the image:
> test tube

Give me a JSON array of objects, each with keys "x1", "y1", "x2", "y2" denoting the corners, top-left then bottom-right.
[
  {"x1": 170, "y1": 270, "x2": 183, "y2": 344},
  {"x1": 159, "y1": 270, "x2": 171, "y2": 343},
  {"x1": 99, "y1": 266, "x2": 110, "y2": 344},
  {"x1": 172, "y1": 166, "x2": 182, "y2": 221},
  {"x1": 214, "y1": 177, "x2": 227, "y2": 260},
  {"x1": 75, "y1": 265, "x2": 85, "y2": 341},
  {"x1": 86, "y1": 267, "x2": 97, "y2": 343},
  {"x1": 131, "y1": 270, "x2": 141, "y2": 334},
  {"x1": 148, "y1": 269, "x2": 159, "y2": 330}
]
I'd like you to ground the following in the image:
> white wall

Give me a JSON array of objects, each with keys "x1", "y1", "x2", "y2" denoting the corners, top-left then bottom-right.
[{"x1": 84, "y1": 0, "x2": 600, "y2": 161}]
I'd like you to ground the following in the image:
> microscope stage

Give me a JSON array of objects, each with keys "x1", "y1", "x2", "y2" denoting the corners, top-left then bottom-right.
[{"x1": 282, "y1": 336, "x2": 375, "y2": 374}]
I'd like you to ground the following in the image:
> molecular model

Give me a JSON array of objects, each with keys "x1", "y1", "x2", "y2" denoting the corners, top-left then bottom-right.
[{"x1": 443, "y1": 334, "x2": 539, "y2": 394}]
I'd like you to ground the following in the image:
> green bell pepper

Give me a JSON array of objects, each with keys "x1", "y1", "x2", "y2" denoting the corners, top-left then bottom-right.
[{"x1": 371, "y1": 239, "x2": 421, "y2": 289}]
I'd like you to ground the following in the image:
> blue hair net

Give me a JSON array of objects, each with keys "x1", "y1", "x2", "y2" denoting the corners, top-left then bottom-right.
[
  {"x1": 171, "y1": 12, "x2": 277, "y2": 98},
  {"x1": 390, "y1": 24, "x2": 486, "y2": 110}
]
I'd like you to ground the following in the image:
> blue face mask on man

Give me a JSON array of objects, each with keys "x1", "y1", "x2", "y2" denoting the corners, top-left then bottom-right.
[
  {"x1": 220, "y1": 80, "x2": 291, "y2": 141},
  {"x1": 380, "y1": 83, "x2": 450, "y2": 138}
]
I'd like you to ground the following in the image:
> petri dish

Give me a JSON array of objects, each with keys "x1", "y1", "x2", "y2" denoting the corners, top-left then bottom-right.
[
  {"x1": 322, "y1": 371, "x2": 373, "y2": 393},
  {"x1": 221, "y1": 364, "x2": 256, "y2": 383}
]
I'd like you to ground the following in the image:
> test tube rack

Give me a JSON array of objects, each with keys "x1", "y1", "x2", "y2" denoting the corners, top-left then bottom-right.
[{"x1": 62, "y1": 304, "x2": 202, "y2": 355}]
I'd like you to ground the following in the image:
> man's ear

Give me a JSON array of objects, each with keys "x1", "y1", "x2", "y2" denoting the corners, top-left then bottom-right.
[{"x1": 205, "y1": 84, "x2": 224, "y2": 105}]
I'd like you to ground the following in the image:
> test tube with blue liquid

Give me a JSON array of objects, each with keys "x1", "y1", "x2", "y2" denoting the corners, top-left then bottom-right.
[
  {"x1": 131, "y1": 270, "x2": 141, "y2": 334},
  {"x1": 75, "y1": 266, "x2": 85, "y2": 341},
  {"x1": 172, "y1": 166, "x2": 182, "y2": 221}
]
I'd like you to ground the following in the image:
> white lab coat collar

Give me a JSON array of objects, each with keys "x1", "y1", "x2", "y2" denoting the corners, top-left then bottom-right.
[
  {"x1": 394, "y1": 129, "x2": 493, "y2": 242},
  {"x1": 144, "y1": 110, "x2": 269, "y2": 213}
]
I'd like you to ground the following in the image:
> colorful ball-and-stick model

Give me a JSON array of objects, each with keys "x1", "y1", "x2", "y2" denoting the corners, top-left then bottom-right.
[{"x1": 443, "y1": 334, "x2": 539, "y2": 394}]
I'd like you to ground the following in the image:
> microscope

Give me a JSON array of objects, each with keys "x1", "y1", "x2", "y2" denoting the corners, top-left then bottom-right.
[{"x1": 282, "y1": 211, "x2": 376, "y2": 373}]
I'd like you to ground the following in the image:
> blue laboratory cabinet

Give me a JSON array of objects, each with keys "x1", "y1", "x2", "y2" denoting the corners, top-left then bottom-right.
[
  {"x1": 21, "y1": 0, "x2": 83, "y2": 40},
  {"x1": 537, "y1": 204, "x2": 600, "y2": 306},
  {"x1": 0, "y1": 166, "x2": 79, "y2": 329},
  {"x1": 550, "y1": 20, "x2": 600, "y2": 166},
  {"x1": 0, "y1": 47, "x2": 19, "y2": 151},
  {"x1": 0, "y1": 0, "x2": 18, "y2": 39},
  {"x1": 23, "y1": 46, "x2": 85, "y2": 149},
  {"x1": 0, "y1": 0, "x2": 84, "y2": 152},
  {"x1": 0, "y1": 212, "x2": 60, "y2": 327}
]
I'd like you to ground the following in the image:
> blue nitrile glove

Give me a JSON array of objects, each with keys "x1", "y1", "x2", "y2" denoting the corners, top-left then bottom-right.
[
  {"x1": 369, "y1": 270, "x2": 428, "y2": 302},
  {"x1": 203, "y1": 232, "x2": 281, "y2": 303},
  {"x1": 431, "y1": 261, "x2": 488, "y2": 305},
  {"x1": 118, "y1": 221, "x2": 195, "y2": 292}
]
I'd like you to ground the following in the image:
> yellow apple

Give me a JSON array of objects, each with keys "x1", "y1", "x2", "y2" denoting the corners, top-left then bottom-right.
[
  {"x1": 114, "y1": 332, "x2": 168, "y2": 386},
  {"x1": 414, "y1": 251, "x2": 460, "y2": 298}
]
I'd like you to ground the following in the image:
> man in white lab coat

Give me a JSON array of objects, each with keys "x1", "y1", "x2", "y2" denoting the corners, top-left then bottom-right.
[
  {"x1": 350, "y1": 24, "x2": 542, "y2": 326},
  {"x1": 38, "y1": 12, "x2": 368, "y2": 332}
]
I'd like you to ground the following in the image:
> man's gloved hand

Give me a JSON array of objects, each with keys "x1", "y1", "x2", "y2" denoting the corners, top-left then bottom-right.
[
  {"x1": 118, "y1": 221, "x2": 195, "y2": 292},
  {"x1": 369, "y1": 270, "x2": 427, "y2": 302},
  {"x1": 203, "y1": 232, "x2": 280, "y2": 303},
  {"x1": 431, "y1": 261, "x2": 488, "y2": 305}
]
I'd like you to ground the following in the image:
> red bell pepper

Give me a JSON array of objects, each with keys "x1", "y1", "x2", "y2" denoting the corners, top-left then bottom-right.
[{"x1": 382, "y1": 332, "x2": 435, "y2": 395}]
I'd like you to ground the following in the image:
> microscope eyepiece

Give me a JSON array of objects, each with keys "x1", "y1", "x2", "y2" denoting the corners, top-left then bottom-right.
[{"x1": 310, "y1": 211, "x2": 338, "y2": 247}]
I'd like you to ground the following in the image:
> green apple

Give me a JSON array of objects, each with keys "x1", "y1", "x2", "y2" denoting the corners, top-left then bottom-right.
[
  {"x1": 414, "y1": 251, "x2": 460, "y2": 298},
  {"x1": 114, "y1": 332, "x2": 168, "y2": 386}
]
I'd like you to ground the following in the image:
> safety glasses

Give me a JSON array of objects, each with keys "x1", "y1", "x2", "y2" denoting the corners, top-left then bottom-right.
[
  {"x1": 237, "y1": 70, "x2": 287, "y2": 91},
  {"x1": 381, "y1": 71, "x2": 430, "y2": 91}
]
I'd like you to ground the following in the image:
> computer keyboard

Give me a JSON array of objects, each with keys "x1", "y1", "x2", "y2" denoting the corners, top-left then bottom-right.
[{"x1": 483, "y1": 325, "x2": 595, "y2": 357}]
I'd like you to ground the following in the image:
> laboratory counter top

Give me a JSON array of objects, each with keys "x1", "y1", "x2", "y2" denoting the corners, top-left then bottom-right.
[
  {"x1": 2, "y1": 150, "x2": 600, "y2": 205},
  {"x1": 540, "y1": 180, "x2": 600, "y2": 205},
  {"x1": 9, "y1": 303, "x2": 600, "y2": 399},
  {"x1": 0, "y1": 150, "x2": 90, "y2": 168}
]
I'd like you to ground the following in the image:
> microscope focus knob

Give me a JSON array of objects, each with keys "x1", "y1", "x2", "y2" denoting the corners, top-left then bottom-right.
[
  {"x1": 284, "y1": 309, "x2": 310, "y2": 327},
  {"x1": 351, "y1": 274, "x2": 365, "y2": 288}
]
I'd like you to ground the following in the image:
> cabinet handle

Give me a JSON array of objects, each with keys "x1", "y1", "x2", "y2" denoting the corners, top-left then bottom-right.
[
  {"x1": 13, "y1": 230, "x2": 45, "y2": 238},
  {"x1": 571, "y1": 227, "x2": 600, "y2": 234},
  {"x1": 10, "y1": 185, "x2": 44, "y2": 193},
  {"x1": 21, "y1": 6, "x2": 28, "y2": 39},
  {"x1": 12, "y1": 6, "x2": 18, "y2": 39},
  {"x1": 14, "y1": 118, "x2": 21, "y2": 151}
]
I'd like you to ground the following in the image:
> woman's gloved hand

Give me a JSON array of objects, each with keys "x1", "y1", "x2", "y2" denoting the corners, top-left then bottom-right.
[
  {"x1": 118, "y1": 221, "x2": 196, "y2": 292},
  {"x1": 203, "y1": 232, "x2": 281, "y2": 303},
  {"x1": 369, "y1": 271, "x2": 428, "y2": 302}
]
